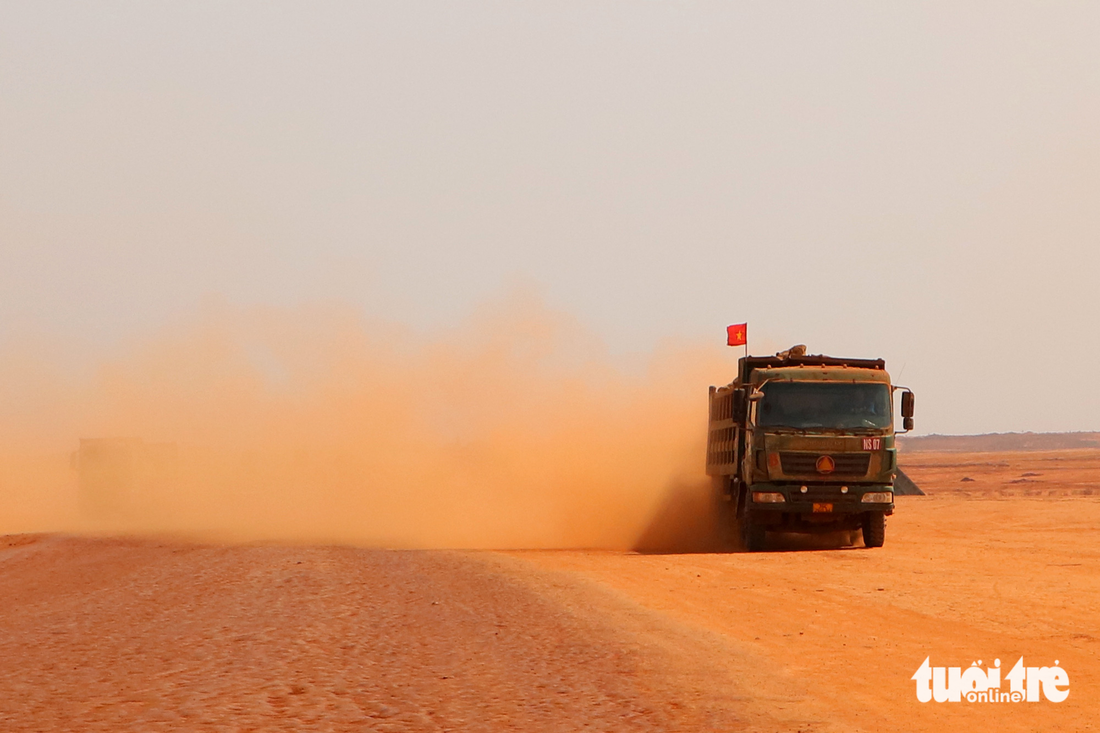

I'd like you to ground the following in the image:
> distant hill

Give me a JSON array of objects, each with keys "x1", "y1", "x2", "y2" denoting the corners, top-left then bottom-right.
[{"x1": 900, "y1": 432, "x2": 1100, "y2": 453}]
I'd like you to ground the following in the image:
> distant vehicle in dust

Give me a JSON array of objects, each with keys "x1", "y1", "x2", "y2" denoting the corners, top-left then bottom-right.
[
  {"x1": 71, "y1": 438, "x2": 178, "y2": 518},
  {"x1": 706, "y1": 346, "x2": 917, "y2": 551}
]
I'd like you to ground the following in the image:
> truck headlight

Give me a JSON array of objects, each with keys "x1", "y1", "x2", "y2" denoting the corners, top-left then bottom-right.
[
  {"x1": 861, "y1": 491, "x2": 894, "y2": 503},
  {"x1": 753, "y1": 491, "x2": 785, "y2": 503}
]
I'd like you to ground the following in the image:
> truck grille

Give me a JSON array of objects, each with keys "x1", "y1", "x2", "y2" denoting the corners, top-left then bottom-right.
[{"x1": 779, "y1": 452, "x2": 871, "y2": 477}]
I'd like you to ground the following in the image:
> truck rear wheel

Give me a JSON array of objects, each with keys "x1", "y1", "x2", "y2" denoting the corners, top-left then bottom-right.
[{"x1": 862, "y1": 512, "x2": 886, "y2": 548}]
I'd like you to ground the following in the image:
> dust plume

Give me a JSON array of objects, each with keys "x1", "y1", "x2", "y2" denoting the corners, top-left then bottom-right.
[{"x1": 0, "y1": 294, "x2": 732, "y2": 549}]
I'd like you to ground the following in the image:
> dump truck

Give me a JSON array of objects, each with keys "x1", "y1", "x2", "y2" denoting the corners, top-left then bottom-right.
[{"x1": 706, "y1": 346, "x2": 914, "y2": 551}]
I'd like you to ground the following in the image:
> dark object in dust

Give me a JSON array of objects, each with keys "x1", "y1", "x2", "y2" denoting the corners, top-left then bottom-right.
[
  {"x1": 960, "y1": 477, "x2": 976, "y2": 483},
  {"x1": 894, "y1": 468, "x2": 925, "y2": 496},
  {"x1": 1020, "y1": 472, "x2": 1041, "y2": 478}
]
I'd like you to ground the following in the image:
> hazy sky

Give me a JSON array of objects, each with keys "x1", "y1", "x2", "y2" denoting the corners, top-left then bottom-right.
[{"x1": 2, "y1": 1, "x2": 1099, "y2": 435}]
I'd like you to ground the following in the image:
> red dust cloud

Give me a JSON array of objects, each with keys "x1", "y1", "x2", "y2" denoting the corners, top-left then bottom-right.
[{"x1": 0, "y1": 295, "x2": 733, "y2": 549}]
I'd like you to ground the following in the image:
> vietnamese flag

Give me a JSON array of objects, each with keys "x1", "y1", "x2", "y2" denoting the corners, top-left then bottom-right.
[{"x1": 727, "y1": 323, "x2": 747, "y2": 346}]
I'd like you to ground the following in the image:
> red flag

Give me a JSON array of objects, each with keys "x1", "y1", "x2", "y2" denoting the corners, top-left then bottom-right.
[{"x1": 727, "y1": 323, "x2": 747, "y2": 347}]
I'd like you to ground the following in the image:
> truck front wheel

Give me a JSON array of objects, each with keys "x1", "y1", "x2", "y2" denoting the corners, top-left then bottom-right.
[
  {"x1": 735, "y1": 487, "x2": 766, "y2": 551},
  {"x1": 862, "y1": 512, "x2": 886, "y2": 548},
  {"x1": 739, "y1": 517, "x2": 766, "y2": 552},
  {"x1": 710, "y1": 476, "x2": 737, "y2": 551}
]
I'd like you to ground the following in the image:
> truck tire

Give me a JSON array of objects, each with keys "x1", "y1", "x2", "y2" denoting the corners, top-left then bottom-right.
[
  {"x1": 862, "y1": 512, "x2": 886, "y2": 548},
  {"x1": 734, "y1": 486, "x2": 766, "y2": 551},
  {"x1": 740, "y1": 519, "x2": 766, "y2": 552},
  {"x1": 739, "y1": 508, "x2": 765, "y2": 548}
]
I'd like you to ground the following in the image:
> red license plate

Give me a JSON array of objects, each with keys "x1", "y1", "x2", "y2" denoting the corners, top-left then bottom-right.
[{"x1": 813, "y1": 503, "x2": 833, "y2": 513}]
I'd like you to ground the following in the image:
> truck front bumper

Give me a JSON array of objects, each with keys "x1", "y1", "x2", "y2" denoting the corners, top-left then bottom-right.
[{"x1": 748, "y1": 483, "x2": 894, "y2": 516}]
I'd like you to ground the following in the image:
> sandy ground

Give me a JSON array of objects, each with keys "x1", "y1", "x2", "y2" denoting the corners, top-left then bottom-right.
[
  {"x1": 901, "y1": 447, "x2": 1100, "y2": 498},
  {"x1": 1, "y1": 451, "x2": 1097, "y2": 731}
]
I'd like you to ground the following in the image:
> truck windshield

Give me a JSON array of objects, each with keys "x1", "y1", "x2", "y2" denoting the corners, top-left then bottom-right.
[{"x1": 757, "y1": 382, "x2": 891, "y2": 430}]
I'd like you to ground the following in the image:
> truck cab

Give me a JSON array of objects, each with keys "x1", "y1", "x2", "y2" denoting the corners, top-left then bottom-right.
[{"x1": 706, "y1": 349, "x2": 914, "y2": 550}]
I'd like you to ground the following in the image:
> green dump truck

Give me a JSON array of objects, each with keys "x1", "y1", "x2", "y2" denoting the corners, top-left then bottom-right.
[{"x1": 706, "y1": 346, "x2": 914, "y2": 551}]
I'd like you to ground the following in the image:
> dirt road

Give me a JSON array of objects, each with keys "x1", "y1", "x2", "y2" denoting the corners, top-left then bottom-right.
[
  {"x1": 0, "y1": 536, "x2": 773, "y2": 732},
  {"x1": 520, "y1": 493, "x2": 1099, "y2": 732},
  {"x1": 1, "y1": 451, "x2": 1097, "y2": 731}
]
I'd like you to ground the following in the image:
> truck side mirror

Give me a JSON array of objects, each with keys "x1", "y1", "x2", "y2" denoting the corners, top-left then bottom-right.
[
  {"x1": 748, "y1": 390, "x2": 765, "y2": 402},
  {"x1": 903, "y1": 416, "x2": 914, "y2": 431},
  {"x1": 901, "y1": 391, "x2": 914, "y2": 419}
]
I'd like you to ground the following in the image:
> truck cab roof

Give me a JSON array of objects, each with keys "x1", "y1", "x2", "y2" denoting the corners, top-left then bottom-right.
[
  {"x1": 750, "y1": 365, "x2": 891, "y2": 385},
  {"x1": 737, "y1": 354, "x2": 886, "y2": 384}
]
